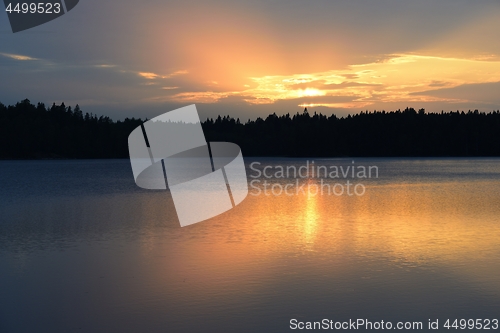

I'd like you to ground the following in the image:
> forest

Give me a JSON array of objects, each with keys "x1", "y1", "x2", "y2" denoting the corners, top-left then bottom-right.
[{"x1": 1, "y1": 99, "x2": 499, "y2": 159}]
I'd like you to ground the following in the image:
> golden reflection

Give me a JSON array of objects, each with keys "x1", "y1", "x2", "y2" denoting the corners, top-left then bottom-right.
[
  {"x1": 302, "y1": 180, "x2": 320, "y2": 248},
  {"x1": 137, "y1": 178, "x2": 500, "y2": 295}
]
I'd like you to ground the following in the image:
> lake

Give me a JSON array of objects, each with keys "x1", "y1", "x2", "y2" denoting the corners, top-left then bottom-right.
[{"x1": 1, "y1": 158, "x2": 500, "y2": 332}]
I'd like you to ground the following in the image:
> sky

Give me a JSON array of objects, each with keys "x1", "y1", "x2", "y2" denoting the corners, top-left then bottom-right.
[{"x1": 1, "y1": 0, "x2": 500, "y2": 121}]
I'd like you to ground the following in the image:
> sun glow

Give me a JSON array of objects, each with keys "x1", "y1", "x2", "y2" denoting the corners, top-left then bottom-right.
[
  {"x1": 303, "y1": 181, "x2": 320, "y2": 247},
  {"x1": 296, "y1": 88, "x2": 326, "y2": 98},
  {"x1": 160, "y1": 54, "x2": 500, "y2": 109}
]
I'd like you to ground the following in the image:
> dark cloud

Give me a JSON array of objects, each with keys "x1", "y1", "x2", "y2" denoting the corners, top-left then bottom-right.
[
  {"x1": 428, "y1": 81, "x2": 449, "y2": 87},
  {"x1": 324, "y1": 81, "x2": 383, "y2": 88},
  {"x1": 288, "y1": 80, "x2": 381, "y2": 90},
  {"x1": 411, "y1": 81, "x2": 500, "y2": 105}
]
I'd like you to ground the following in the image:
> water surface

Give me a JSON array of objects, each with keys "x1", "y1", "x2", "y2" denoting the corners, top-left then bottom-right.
[{"x1": 1, "y1": 158, "x2": 500, "y2": 332}]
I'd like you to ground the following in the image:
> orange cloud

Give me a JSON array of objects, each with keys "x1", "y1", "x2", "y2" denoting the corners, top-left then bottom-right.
[
  {"x1": 152, "y1": 54, "x2": 500, "y2": 109},
  {"x1": 0, "y1": 52, "x2": 38, "y2": 61}
]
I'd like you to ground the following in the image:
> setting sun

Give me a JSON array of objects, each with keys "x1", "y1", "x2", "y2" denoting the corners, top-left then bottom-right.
[{"x1": 296, "y1": 88, "x2": 326, "y2": 98}]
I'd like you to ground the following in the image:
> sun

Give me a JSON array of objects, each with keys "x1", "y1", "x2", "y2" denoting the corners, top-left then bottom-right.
[{"x1": 295, "y1": 88, "x2": 325, "y2": 98}]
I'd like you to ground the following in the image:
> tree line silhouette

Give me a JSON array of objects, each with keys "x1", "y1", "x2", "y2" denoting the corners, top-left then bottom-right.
[
  {"x1": 1, "y1": 99, "x2": 499, "y2": 159},
  {"x1": 0, "y1": 99, "x2": 142, "y2": 159}
]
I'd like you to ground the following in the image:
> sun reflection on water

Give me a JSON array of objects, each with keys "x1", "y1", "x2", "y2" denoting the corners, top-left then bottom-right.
[
  {"x1": 131, "y1": 158, "x2": 500, "y2": 305},
  {"x1": 302, "y1": 180, "x2": 320, "y2": 249}
]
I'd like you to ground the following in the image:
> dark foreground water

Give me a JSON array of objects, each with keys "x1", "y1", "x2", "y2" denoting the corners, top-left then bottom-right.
[{"x1": 1, "y1": 158, "x2": 500, "y2": 333}]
